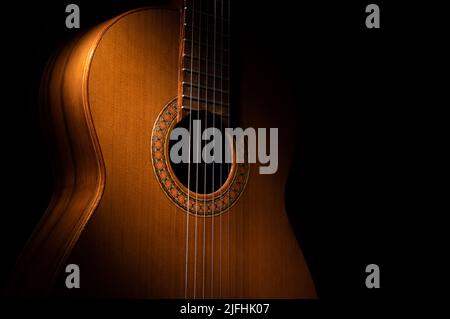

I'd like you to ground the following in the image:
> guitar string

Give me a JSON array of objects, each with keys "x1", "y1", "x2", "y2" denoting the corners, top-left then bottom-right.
[
  {"x1": 211, "y1": 0, "x2": 217, "y2": 298},
  {"x1": 226, "y1": 0, "x2": 231, "y2": 298},
  {"x1": 202, "y1": 0, "x2": 210, "y2": 299},
  {"x1": 185, "y1": 0, "x2": 195, "y2": 299},
  {"x1": 193, "y1": 0, "x2": 203, "y2": 299},
  {"x1": 219, "y1": 0, "x2": 225, "y2": 298}
]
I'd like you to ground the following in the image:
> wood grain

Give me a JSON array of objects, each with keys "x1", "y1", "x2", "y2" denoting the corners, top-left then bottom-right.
[{"x1": 12, "y1": 7, "x2": 317, "y2": 299}]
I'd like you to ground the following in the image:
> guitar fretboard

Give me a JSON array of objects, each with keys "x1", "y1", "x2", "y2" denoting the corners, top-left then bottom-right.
[{"x1": 178, "y1": 0, "x2": 230, "y2": 118}]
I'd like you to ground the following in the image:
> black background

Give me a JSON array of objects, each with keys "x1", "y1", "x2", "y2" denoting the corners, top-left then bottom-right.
[{"x1": 0, "y1": 0, "x2": 448, "y2": 314}]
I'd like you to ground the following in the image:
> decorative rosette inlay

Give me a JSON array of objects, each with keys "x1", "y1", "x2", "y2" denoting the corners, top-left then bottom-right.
[{"x1": 151, "y1": 99, "x2": 249, "y2": 216}]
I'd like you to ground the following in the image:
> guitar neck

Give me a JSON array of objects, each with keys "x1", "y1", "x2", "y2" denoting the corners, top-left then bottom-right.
[{"x1": 178, "y1": 0, "x2": 231, "y2": 119}]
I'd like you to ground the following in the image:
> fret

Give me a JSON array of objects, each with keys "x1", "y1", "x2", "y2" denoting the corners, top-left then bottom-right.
[
  {"x1": 185, "y1": 13, "x2": 229, "y2": 26},
  {"x1": 188, "y1": 12, "x2": 229, "y2": 24},
  {"x1": 184, "y1": 25, "x2": 229, "y2": 44},
  {"x1": 184, "y1": 14, "x2": 230, "y2": 36},
  {"x1": 182, "y1": 44, "x2": 228, "y2": 63},
  {"x1": 182, "y1": 95, "x2": 228, "y2": 106},
  {"x1": 182, "y1": 67, "x2": 229, "y2": 80},
  {"x1": 182, "y1": 72, "x2": 229, "y2": 91},
  {"x1": 182, "y1": 86, "x2": 229, "y2": 104},
  {"x1": 181, "y1": 81, "x2": 228, "y2": 95},
  {"x1": 181, "y1": 101, "x2": 229, "y2": 118},
  {"x1": 184, "y1": 26, "x2": 229, "y2": 38},
  {"x1": 183, "y1": 61, "x2": 229, "y2": 82},
  {"x1": 184, "y1": 21, "x2": 229, "y2": 38},
  {"x1": 183, "y1": 38, "x2": 228, "y2": 52},
  {"x1": 183, "y1": 54, "x2": 229, "y2": 69}
]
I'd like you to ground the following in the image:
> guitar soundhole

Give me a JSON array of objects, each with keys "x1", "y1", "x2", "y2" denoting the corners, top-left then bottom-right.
[
  {"x1": 151, "y1": 99, "x2": 248, "y2": 215},
  {"x1": 169, "y1": 111, "x2": 231, "y2": 194}
]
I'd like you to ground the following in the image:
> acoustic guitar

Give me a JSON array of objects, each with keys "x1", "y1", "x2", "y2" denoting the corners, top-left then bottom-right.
[{"x1": 12, "y1": 0, "x2": 316, "y2": 298}]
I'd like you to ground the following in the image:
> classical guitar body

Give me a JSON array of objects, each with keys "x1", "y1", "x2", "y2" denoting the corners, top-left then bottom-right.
[{"x1": 13, "y1": 6, "x2": 316, "y2": 298}]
